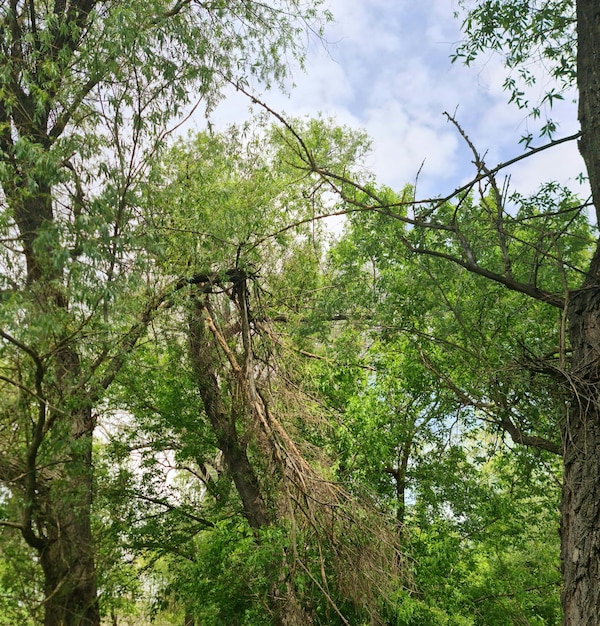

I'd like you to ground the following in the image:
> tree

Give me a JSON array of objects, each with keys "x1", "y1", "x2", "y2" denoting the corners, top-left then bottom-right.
[
  {"x1": 259, "y1": 1, "x2": 600, "y2": 620},
  {"x1": 0, "y1": 2, "x2": 328, "y2": 624},
  {"x1": 319, "y1": 203, "x2": 566, "y2": 624},
  {"x1": 98, "y1": 121, "x2": 402, "y2": 625},
  {"x1": 448, "y1": 5, "x2": 600, "y2": 621}
]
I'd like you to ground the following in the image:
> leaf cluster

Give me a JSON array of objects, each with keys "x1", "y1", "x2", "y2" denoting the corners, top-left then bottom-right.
[{"x1": 453, "y1": 0, "x2": 575, "y2": 141}]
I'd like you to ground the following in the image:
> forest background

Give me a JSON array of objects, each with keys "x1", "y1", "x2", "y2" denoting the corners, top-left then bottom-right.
[{"x1": 0, "y1": 1, "x2": 593, "y2": 625}]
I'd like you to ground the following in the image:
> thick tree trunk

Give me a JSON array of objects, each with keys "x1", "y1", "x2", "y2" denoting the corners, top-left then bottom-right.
[
  {"x1": 40, "y1": 531, "x2": 99, "y2": 626},
  {"x1": 563, "y1": 4, "x2": 600, "y2": 622},
  {"x1": 0, "y1": 2, "x2": 101, "y2": 600},
  {"x1": 11, "y1": 292, "x2": 101, "y2": 626},
  {"x1": 562, "y1": 289, "x2": 600, "y2": 625},
  {"x1": 12, "y1": 180, "x2": 54, "y2": 284},
  {"x1": 37, "y1": 405, "x2": 100, "y2": 626}
]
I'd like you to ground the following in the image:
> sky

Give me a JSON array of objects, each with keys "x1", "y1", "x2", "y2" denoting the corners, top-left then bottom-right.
[{"x1": 205, "y1": 0, "x2": 586, "y2": 203}]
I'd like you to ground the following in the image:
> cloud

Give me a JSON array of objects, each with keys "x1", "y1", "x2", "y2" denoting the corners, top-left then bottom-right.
[{"x1": 204, "y1": 1, "x2": 582, "y2": 203}]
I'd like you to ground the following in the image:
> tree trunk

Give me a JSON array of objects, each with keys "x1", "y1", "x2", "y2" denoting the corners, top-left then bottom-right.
[
  {"x1": 562, "y1": 289, "x2": 600, "y2": 625},
  {"x1": 188, "y1": 298, "x2": 271, "y2": 530},
  {"x1": 188, "y1": 295, "x2": 313, "y2": 625},
  {"x1": 40, "y1": 534, "x2": 99, "y2": 626},
  {"x1": 565, "y1": 2, "x2": 600, "y2": 623},
  {"x1": 11, "y1": 180, "x2": 55, "y2": 285},
  {"x1": 37, "y1": 407, "x2": 100, "y2": 626},
  {"x1": 184, "y1": 612, "x2": 195, "y2": 626}
]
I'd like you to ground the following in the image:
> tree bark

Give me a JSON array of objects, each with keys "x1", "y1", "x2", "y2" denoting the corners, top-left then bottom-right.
[
  {"x1": 1, "y1": 0, "x2": 102, "y2": 604},
  {"x1": 6, "y1": 175, "x2": 102, "y2": 624},
  {"x1": 184, "y1": 612, "x2": 195, "y2": 626},
  {"x1": 35, "y1": 402, "x2": 99, "y2": 626},
  {"x1": 188, "y1": 295, "x2": 315, "y2": 625},
  {"x1": 11, "y1": 181, "x2": 55, "y2": 285},
  {"x1": 562, "y1": 289, "x2": 600, "y2": 625},
  {"x1": 188, "y1": 298, "x2": 271, "y2": 530},
  {"x1": 562, "y1": 2, "x2": 600, "y2": 624},
  {"x1": 40, "y1": 515, "x2": 99, "y2": 626}
]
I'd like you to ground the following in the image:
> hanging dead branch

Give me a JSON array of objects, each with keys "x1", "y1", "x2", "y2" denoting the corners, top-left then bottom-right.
[{"x1": 187, "y1": 272, "x2": 403, "y2": 624}]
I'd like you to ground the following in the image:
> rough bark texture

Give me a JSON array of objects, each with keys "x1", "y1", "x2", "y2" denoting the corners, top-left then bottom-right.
[
  {"x1": 563, "y1": 289, "x2": 600, "y2": 625},
  {"x1": 2, "y1": 185, "x2": 102, "y2": 624},
  {"x1": 0, "y1": 3, "x2": 102, "y2": 621},
  {"x1": 577, "y1": 0, "x2": 600, "y2": 234},
  {"x1": 40, "y1": 487, "x2": 99, "y2": 626},
  {"x1": 563, "y1": 2, "x2": 600, "y2": 623},
  {"x1": 28, "y1": 358, "x2": 100, "y2": 625}
]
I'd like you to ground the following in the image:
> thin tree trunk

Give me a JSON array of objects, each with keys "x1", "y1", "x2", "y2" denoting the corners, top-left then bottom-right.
[
  {"x1": 188, "y1": 294, "x2": 313, "y2": 625},
  {"x1": 188, "y1": 299, "x2": 271, "y2": 530},
  {"x1": 184, "y1": 612, "x2": 195, "y2": 626}
]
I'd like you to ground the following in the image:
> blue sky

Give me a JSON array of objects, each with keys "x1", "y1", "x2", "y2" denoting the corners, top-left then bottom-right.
[{"x1": 209, "y1": 0, "x2": 585, "y2": 202}]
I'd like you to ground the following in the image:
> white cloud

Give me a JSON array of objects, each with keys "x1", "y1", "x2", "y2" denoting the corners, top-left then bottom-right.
[{"x1": 204, "y1": 1, "x2": 583, "y2": 203}]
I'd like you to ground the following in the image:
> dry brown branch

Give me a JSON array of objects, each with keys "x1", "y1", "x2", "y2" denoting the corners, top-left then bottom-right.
[{"x1": 191, "y1": 275, "x2": 403, "y2": 622}]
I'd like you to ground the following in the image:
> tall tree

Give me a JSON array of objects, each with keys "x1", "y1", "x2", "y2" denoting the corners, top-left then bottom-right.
[
  {"x1": 98, "y1": 121, "x2": 402, "y2": 625},
  {"x1": 320, "y1": 204, "x2": 566, "y2": 623},
  {"x1": 0, "y1": 2, "x2": 327, "y2": 624},
  {"x1": 266, "y1": 0, "x2": 600, "y2": 621}
]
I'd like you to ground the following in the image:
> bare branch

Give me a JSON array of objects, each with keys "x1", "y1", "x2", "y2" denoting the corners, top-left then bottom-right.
[
  {"x1": 420, "y1": 351, "x2": 562, "y2": 456},
  {"x1": 0, "y1": 520, "x2": 24, "y2": 531},
  {"x1": 230, "y1": 85, "x2": 582, "y2": 210},
  {"x1": 133, "y1": 494, "x2": 215, "y2": 528}
]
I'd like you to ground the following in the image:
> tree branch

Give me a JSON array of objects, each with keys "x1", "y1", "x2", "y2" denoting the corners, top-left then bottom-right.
[
  {"x1": 134, "y1": 494, "x2": 215, "y2": 528},
  {"x1": 0, "y1": 520, "x2": 24, "y2": 531},
  {"x1": 420, "y1": 351, "x2": 562, "y2": 456}
]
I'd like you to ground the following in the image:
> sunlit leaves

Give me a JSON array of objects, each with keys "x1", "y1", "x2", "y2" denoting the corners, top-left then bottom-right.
[
  {"x1": 310, "y1": 178, "x2": 570, "y2": 622},
  {"x1": 453, "y1": 0, "x2": 575, "y2": 139}
]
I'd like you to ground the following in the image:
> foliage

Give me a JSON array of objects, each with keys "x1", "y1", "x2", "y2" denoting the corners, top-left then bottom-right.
[
  {"x1": 90, "y1": 120, "x2": 403, "y2": 625},
  {"x1": 0, "y1": 524, "x2": 39, "y2": 625},
  {"x1": 0, "y1": 0, "x2": 588, "y2": 621},
  {"x1": 453, "y1": 0, "x2": 575, "y2": 142},
  {"x1": 292, "y1": 182, "x2": 574, "y2": 623},
  {"x1": 0, "y1": 0, "x2": 332, "y2": 622}
]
